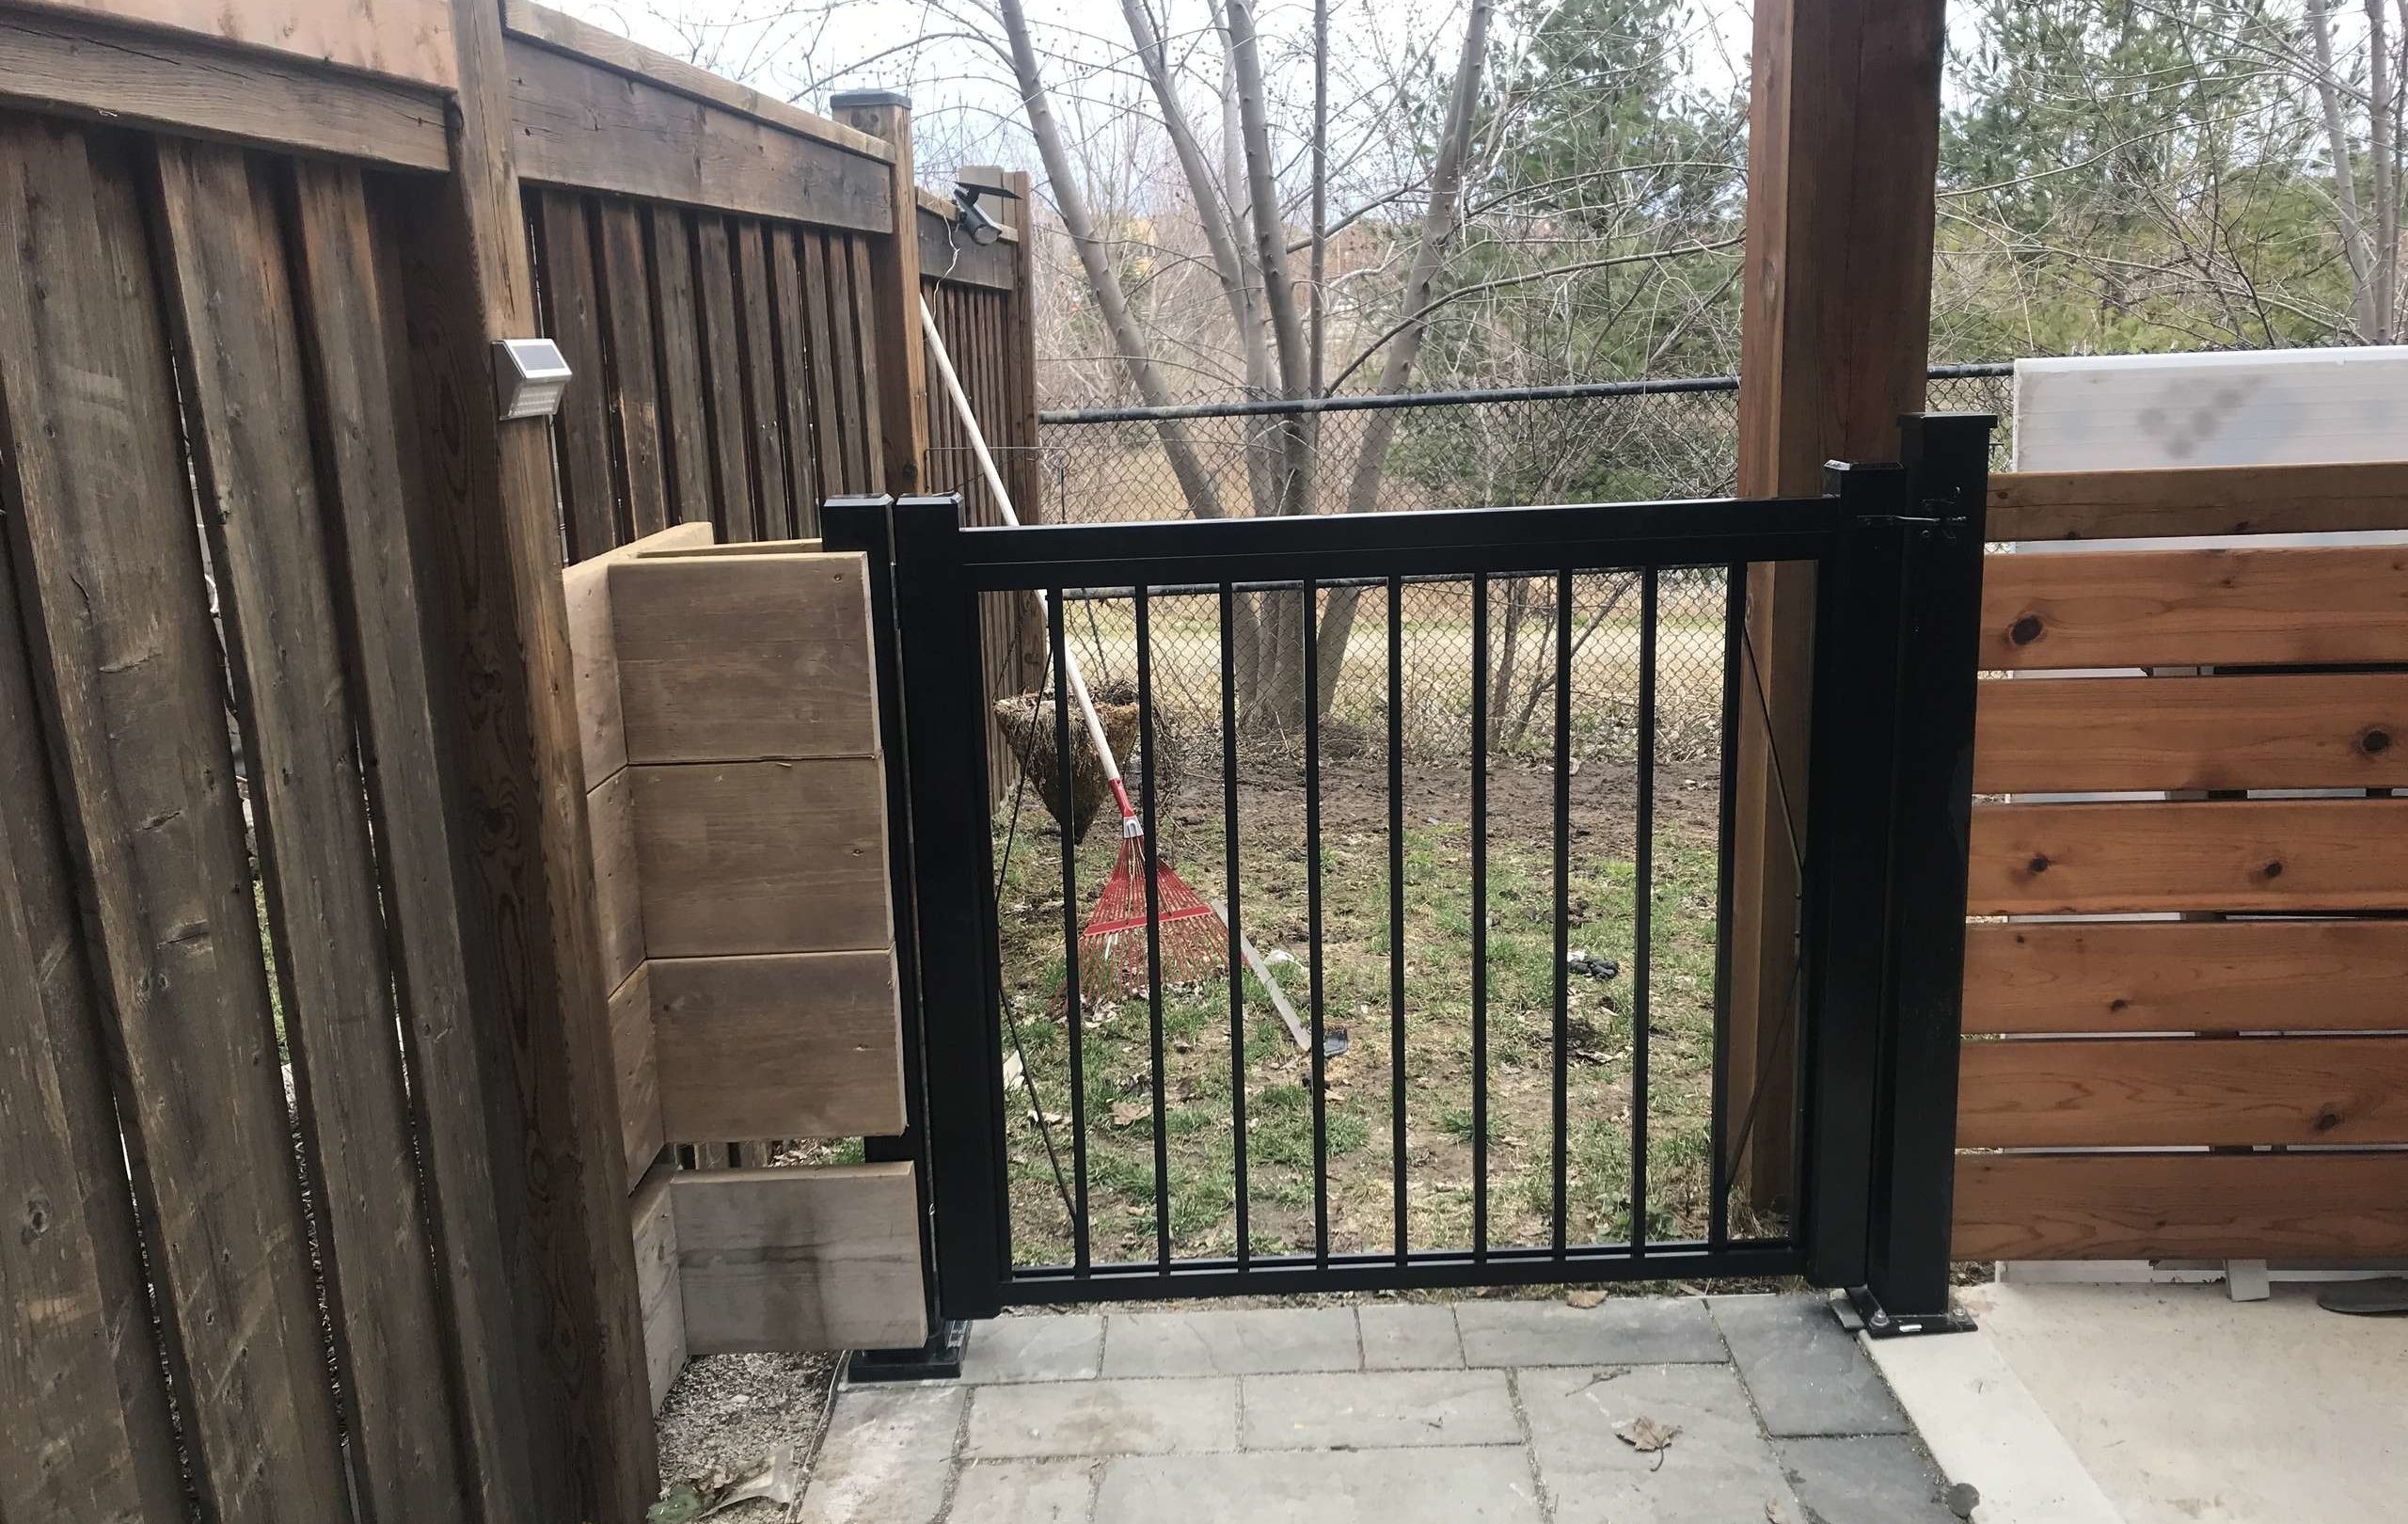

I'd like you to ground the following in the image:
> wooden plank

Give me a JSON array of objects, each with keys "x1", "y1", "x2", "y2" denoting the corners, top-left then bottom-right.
[
  {"x1": 918, "y1": 200, "x2": 1015, "y2": 290},
  {"x1": 31, "y1": 0, "x2": 458, "y2": 87},
  {"x1": 799, "y1": 230, "x2": 853, "y2": 496},
  {"x1": 500, "y1": 0, "x2": 890, "y2": 162},
  {"x1": 565, "y1": 521, "x2": 716, "y2": 791},
  {"x1": 150, "y1": 137, "x2": 461, "y2": 1524},
  {"x1": 1969, "y1": 799, "x2": 2408, "y2": 915},
  {"x1": 629, "y1": 758, "x2": 894, "y2": 958},
  {"x1": 609, "y1": 963, "x2": 664, "y2": 1192},
  {"x1": 536, "y1": 189, "x2": 624, "y2": 561},
  {"x1": 645, "y1": 204, "x2": 716, "y2": 527},
  {"x1": 1964, "y1": 919, "x2": 2408, "y2": 1035},
  {"x1": 589, "y1": 766, "x2": 645, "y2": 993},
  {"x1": 0, "y1": 116, "x2": 349, "y2": 1520},
  {"x1": 733, "y1": 221, "x2": 792, "y2": 538},
  {"x1": 673, "y1": 1165, "x2": 927, "y2": 1353},
  {"x1": 652, "y1": 951, "x2": 906, "y2": 1142},
  {"x1": 844, "y1": 230, "x2": 891, "y2": 492},
  {"x1": 0, "y1": 431, "x2": 181, "y2": 1524},
  {"x1": 692, "y1": 214, "x2": 756, "y2": 540},
  {"x1": 1973, "y1": 672, "x2": 2408, "y2": 794},
  {"x1": 290, "y1": 156, "x2": 544, "y2": 1522},
  {"x1": 0, "y1": 8, "x2": 449, "y2": 169},
  {"x1": 387, "y1": 0, "x2": 657, "y2": 1510},
  {"x1": 1981, "y1": 544, "x2": 2408, "y2": 671},
  {"x1": 831, "y1": 94, "x2": 925, "y2": 494},
  {"x1": 1990, "y1": 459, "x2": 2408, "y2": 542},
  {"x1": 768, "y1": 224, "x2": 824, "y2": 532},
  {"x1": 628, "y1": 1169, "x2": 687, "y2": 1412},
  {"x1": 609, "y1": 553, "x2": 878, "y2": 764},
  {"x1": 594, "y1": 198, "x2": 671, "y2": 537},
  {"x1": 502, "y1": 38, "x2": 892, "y2": 232},
  {"x1": 1953, "y1": 1151, "x2": 2408, "y2": 1261},
  {"x1": 1959, "y1": 1036, "x2": 2408, "y2": 1149}
]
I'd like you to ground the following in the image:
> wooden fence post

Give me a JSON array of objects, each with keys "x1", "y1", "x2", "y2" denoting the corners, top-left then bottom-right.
[
  {"x1": 832, "y1": 90, "x2": 931, "y2": 495},
  {"x1": 1728, "y1": 0, "x2": 1948, "y2": 1210},
  {"x1": 372, "y1": 1, "x2": 657, "y2": 1517}
]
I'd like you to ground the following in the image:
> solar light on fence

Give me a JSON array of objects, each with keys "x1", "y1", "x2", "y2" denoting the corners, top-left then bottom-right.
[{"x1": 492, "y1": 337, "x2": 572, "y2": 421}]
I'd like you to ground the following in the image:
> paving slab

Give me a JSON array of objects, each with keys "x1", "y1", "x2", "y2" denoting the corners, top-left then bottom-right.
[
  {"x1": 1093, "y1": 1445, "x2": 1545, "y2": 1523},
  {"x1": 1100, "y1": 1307, "x2": 1360, "y2": 1377},
  {"x1": 1709, "y1": 1294, "x2": 1909, "y2": 1437},
  {"x1": 1776, "y1": 1436, "x2": 1956, "y2": 1523},
  {"x1": 1518, "y1": 1363, "x2": 1804, "y2": 1524},
  {"x1": 963, "y1": 1377, "x2": 1239, "y2": 1459},
  {"x1": 1456, "y1": 1296, "x2": 1726, "y2": 1368},
  {"x1": 1241, "y1": 1368, "x2": 1522, "y2": 1450},
  {"x1": 799, "y1": 1386, "x2": 966, "y2": 1524},
  {"x1": 1359, "y1": 1302, "x2": 1464, "y2": 1369},
  {"x1": 944, "y1": 1459, "x2": 1098, "y2": 1524},
  {"x1": 963, "y1": 1315, "x2": 1105, "y2": 1384}
]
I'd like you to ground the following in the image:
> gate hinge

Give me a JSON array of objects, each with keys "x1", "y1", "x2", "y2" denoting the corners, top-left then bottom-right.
[{"x1": 1838, "y1": 1285, "x2": 1977, "y2": 1340}]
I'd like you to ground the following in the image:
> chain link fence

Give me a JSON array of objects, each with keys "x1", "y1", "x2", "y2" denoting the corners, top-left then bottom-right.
[{"x1": 954, "y1": 367, "x2": 2011, "y2": 772}]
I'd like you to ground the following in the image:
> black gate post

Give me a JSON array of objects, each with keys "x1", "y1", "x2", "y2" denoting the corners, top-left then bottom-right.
[{"x1": 1857, "y1": 414, "x2": 1993, "y2": 1330}]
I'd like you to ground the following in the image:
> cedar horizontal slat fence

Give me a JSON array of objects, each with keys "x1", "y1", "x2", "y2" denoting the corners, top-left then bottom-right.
[
  {"x1": 0, "y1": 2, "x2": 1023, "y2": 1518},
  {"x1": 1955, "y1": 458, "x2": 2408, "y2": 1265}
]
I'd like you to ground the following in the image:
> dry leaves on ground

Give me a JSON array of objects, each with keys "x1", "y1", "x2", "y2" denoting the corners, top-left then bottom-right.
[{"x1": 1614, "y1": 1415, "x2": 1681, "y2": 1472}]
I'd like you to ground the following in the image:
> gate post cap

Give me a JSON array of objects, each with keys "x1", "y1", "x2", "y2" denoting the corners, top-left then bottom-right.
[{"x1": 832, "y1": 88, "x2": 912, "y2": 111}]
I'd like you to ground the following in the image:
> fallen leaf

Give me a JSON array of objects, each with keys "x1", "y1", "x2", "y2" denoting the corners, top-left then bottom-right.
[
  {"x1": 1566, "y1": 1288, "x2": 1607, "y2": 1310},
  {"x1": 1766, "y1": 1499, "x2": 1804, "y2": 1524},
  {"x1": 1110, "y1": 1099, "x2": 1149, "y2": 1128},
  {"x1": 1615, "y1": 1415, "x2": 1681, "y2": 1471},
  {"x1": 698, "y1": 1445, "x2": 802, "y2": 1517},
  {"x1": 646, "y1": 1484, "x2": 705, "y2": 1524}
]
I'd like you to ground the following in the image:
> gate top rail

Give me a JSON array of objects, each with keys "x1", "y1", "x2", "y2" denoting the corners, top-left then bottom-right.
[{"x1": 922, "y1": 487, "x2": 1872, "y2": 591}]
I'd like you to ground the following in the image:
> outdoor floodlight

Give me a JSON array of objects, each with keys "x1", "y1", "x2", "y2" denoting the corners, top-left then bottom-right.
[
  {"x1": 493, "y1": 337, "x2": 573, "y2": 421},
  {"x1": 952, "y1": 179, "x2": 1021, "y2": 247}
]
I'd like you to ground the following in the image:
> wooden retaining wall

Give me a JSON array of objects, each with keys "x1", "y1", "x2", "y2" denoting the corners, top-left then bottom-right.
[{"x1": 1955, "y1": 461, "x2": 2408, "y2": 1262}]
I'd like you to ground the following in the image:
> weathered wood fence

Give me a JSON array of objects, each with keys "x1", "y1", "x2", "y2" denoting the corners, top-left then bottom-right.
[{"x1": 0, "y1": 3, "x2": 1035, "y2": 1522}]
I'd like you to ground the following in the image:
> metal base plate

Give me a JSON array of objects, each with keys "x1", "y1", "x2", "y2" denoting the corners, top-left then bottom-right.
[
  {"x1": 1845, "y1": 1285, "x2": 1976, "y2": 1340},
  {"x1": 848, "y1": 1319, "x2": 971, "y2": 1382}
]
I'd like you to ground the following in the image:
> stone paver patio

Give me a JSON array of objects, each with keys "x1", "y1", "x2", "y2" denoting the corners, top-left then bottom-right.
[{"x1": 797, "y1": 1294, "x2": 1960, "y2": 1523}]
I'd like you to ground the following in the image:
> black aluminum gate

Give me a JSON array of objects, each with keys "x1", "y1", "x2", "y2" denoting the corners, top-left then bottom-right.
[{"x1": 828, "y1": 414, "x2": 1990, "y2": 1326}]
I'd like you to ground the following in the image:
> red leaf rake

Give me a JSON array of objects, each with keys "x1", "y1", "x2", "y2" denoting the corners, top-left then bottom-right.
[{"x1": 924, "y1": 299, "x2": 1309, "y2": 1050}]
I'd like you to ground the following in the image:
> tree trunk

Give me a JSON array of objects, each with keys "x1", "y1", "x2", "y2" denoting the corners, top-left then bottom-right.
[{"x1": 2310, "y1": 0, "x2": 2381, "y2": 341}]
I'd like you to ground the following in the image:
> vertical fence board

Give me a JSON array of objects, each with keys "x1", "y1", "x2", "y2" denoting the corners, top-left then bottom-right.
[
  {"x1": 799, "y1": 229, "x2": 852, "y2": 496},
  {"x1": 692, "y1": 214, "x2": 755, "y2": 540},
  {"x1": 291, "y1": 156, "x2": 545, "y2": 1524},
  {"x1": 151, "y1": 138, "x2": 466, "y2": 1524},
  {"x1": 0, "y1": 423, "x2": 182, "y2": 1523},
  {"x1": 535, "y1": 188, "x2": 623, "y2": 560},
  {"x1": 646, "y1": 203, "x2": 714, "y2": 529},
  {"x1": 0, "y1": 117, "x2": 348, "y2": 1524},
  {"x1": 768, "y1": 224, "x2": 823, "y2": 532},
  {"x1": 845, "y1": 232, "x2": 887, "y2": 491},
  {"x1": 816, "y1": 231, "x2": 868, "y2": 492},
  {"x1": 732, "y1": 220, "x2": 792, "y2": 538},
  {"x1": 595, "y1": 198, "x2": 670, "y2": 538}
]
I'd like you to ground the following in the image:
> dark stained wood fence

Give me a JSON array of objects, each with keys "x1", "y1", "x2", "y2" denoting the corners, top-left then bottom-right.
[{"x1": 0, "y1": 2, "x2": 1038, "y2": 1520}]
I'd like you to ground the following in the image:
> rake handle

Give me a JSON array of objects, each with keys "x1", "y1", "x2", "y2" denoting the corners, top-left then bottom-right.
[{"x1": 922, "y1": 296, "x2": 1136, "y2": 822}]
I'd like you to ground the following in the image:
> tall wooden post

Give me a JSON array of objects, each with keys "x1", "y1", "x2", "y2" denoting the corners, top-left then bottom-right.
[
  {"x1": 376, "y1": 1, "x2": 658, "y2": 1517},
  {"x1": 1728, "y1": 0, "x2": 1948, "y2": 1209},
  {"x1": 833, "y1": 90, "x2": 932, "y2": 496}
]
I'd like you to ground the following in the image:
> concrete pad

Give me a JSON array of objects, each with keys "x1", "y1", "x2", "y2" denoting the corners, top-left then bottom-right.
[
  {"x1": 1240, "y1": 1369, "x2": 1522, "y2": 1450},
  {"x1": 1709, "y1": 1294, "x2": 1909, "y2": 1437},
  {"x1": 1093, "y1": 1445, "x2": 1544, "y2": 1523},
  {"x1": 1100, "y1": 1307, "x2": 1359, "y2": 1377},
  {"x1": 1360, "y1": 1302, "x2": 1464, "y2": 1369},
  {"x1": 1777, "y1": 1436, "x2": 1955, "y2": 1523},
  {"x1": 799, "y1": 1386, "x2": 966, "y2": 1524},
  {"x1": 1967, "y1": 1281, "x2": 2408, "y2": 1524},
  {"x1": 1864, "y1": 1319, "x2": 2122, "y2": 1524},
  {"x1": 963, "y1": 1377, "x2": 1238, "y2": 1459},
  {"x1": 1456, "y1": 1296, "x2": 1725, "y2": 1368},
  {"x1": 945, "y1": 1459, "x2": 1097, "y2": 1524},
  {"x1": 1518, "y1": 1363, "x2": 1802, "y2": 1524},
  {"x1": 963, "y1": 1315, "x2": 1105, "y2": 1384}
]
